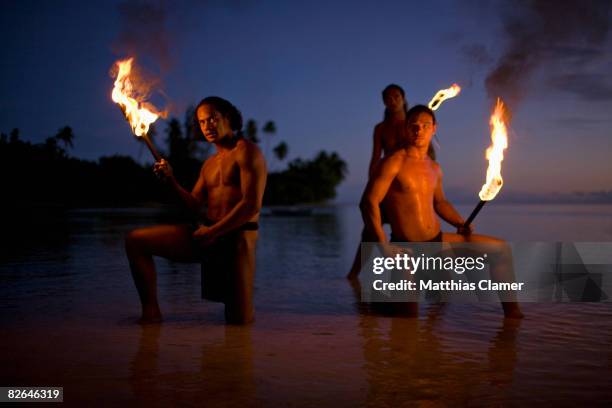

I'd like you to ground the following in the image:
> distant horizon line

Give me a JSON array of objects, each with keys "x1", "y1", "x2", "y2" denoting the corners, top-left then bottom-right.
[{"x1": 335, "y1": 186, "x2": 612, "y2": 205}]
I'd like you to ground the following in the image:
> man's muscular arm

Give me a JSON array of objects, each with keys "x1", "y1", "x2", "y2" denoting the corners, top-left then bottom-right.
[
  {"x1": 155, "y1": 159, "x2": 206, "y2": 215},
  {"x1": 368, "y1": 125, "x2": 383, "y2": 178},
  {"x1": 360, "y1": 152, "x2": 403, "y2": 242},
  {"x1": 197, "y1": 142, "x2": 266, "y2": 243},
  {"x1": 432, "y1": 164, "x2": 472, "y2": 234}
]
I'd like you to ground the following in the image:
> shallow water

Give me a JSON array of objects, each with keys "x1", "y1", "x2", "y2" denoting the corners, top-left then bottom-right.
[{"x1": 1, "y1": 204, "x2": 612, "y2": 406}]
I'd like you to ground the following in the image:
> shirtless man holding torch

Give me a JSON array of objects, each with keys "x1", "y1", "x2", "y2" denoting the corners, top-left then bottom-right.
[
  {"x1": 360, "y1": 105, "x2": 523, "y2": 318},
  {"x1": 126, "y1": 96, "x2": 267, "y2": 324},
  {"x1": 349, "y1": 85, "x2": 421, "y2": 279}
]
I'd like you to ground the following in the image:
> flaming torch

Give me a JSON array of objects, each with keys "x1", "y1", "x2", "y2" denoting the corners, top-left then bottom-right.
[
  {"x1": 464, "y1": 98, "x2": 509, "y2": 228},
  {"x1": 111, "y1": 57, "x2": 163, "y2": 161},
  {"x1": 428, "y1": 83, "x2": 461, "y2": 111}
]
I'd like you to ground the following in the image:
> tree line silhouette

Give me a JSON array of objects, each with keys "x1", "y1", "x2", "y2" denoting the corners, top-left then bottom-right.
[{"x1": 1, "y1": 108, "x2": 347, "y2": 208}]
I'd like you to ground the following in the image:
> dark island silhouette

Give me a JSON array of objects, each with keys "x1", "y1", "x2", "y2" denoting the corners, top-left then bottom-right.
[{"x1": 0, "y1": 107, "x2": 347, "y2": 210}]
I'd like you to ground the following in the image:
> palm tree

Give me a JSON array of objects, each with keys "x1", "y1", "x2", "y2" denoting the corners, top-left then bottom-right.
[
  {"x1": 245, "y1": 120, "x2": 259, "y2": 144},
  {"x1": 9, "y1": 128, "x2": 20, "y2": 143},
  {"x1": 262, "y1": 120, "x2": 276, "y2": 162},
  {"x1": 263, "y1": 121, "x2": 276, "y2": 135},
  {"x1": 55, "y1": 126, "x2": 75, "y2": 149},
  {"x1": 273, "y1": 141, "x2": 288, "y2": 161}
]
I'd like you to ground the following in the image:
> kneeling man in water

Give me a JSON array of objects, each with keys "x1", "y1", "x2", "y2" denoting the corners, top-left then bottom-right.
[
  {"x1": 360, "y1": 105, "x2": 523, "y2": 318},
  {"x1": 126, "y1": 96, "x2": 267, "y2": 324}
]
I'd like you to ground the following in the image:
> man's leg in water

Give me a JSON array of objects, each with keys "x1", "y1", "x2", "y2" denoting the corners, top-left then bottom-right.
[
  {"x1": 442, "y1": 232, "x2": 524, "y2": 319},
  {"x1": 348, "y1": 227, "x2": 379, "y2": 280},
  {"x1": 224, "y1": 230, "x2": 258, "y2": 324},
  {"x1": 125, "y1": 224, "x2": 198, "y2": 322}
]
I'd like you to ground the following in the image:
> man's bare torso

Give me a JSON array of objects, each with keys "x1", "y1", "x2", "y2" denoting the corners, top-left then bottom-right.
[
  {"x1": 199, "y1": 138, "x2": 258, "y2": 223},
  {"x1": 383, "y1": 151, "x2": 441, "y2": 241},
  {"x1": 376, "y1": 120, "x2": 406, "y2": 156}
]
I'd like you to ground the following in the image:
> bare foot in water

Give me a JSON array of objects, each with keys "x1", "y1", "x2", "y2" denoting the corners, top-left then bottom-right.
[
  {"x1": 139, "y1": 305, "x2": 163, "y2": 324},
  {"x1": 502, "y1": 302, "x2": 524, "y2": 319}
]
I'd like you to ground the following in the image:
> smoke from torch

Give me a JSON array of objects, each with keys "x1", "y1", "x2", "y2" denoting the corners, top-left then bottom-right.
[
  {"x1": 428, "y1": 83, "x2": 461, "y2": 111},
  {"x1": 111, "y1": 57, "x2": 164, "y2": 161},
  {"x1": 464, "y1": 98, "x2": 509, "y2": 227}
]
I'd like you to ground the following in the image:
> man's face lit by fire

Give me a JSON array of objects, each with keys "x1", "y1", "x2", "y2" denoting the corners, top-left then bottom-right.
[
  {"x1": 407, "y1": 112, "x2": 436, "y2": 148},
  {"x1": 383, "y1": 88, "x2": 405, "y2": 113},
  {"x1": 197, "y1": 104, "x2": 232, "y2": 143}
]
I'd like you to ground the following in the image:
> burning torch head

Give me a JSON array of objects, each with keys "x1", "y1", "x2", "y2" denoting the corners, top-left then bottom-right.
[
  {"x1": 195, "y1": 96, "x2": 243, "y2": 143},
  {"x1": 428, "y1": 83, "x2": 461, "y2": 111},
  {"x1": 478, "y1": 98, "x2": 509, "y2": 201},
  {"x1": 111, "y1": 57, "x2": 164, "y2": 138}
]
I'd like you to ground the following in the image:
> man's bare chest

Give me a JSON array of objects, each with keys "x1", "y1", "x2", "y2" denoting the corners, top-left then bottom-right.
[
  {"x1": 393, "y1": 162, "x2": 437, "y2": 194},
  {"x1": 204, "y1": 154, "x2": 240, "y2": 188},
  {"x1": 380, "y1": 123, "x2": 406, "y2": 153}
]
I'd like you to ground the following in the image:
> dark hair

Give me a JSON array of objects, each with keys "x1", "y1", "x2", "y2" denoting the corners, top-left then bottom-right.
[
  {"x1": 382, "y1": 84, "x2": 409, "y2": 120},
  {"x1": 195, "y1": 96, "x2": 243, "y2": 136},
  {"x1": 406, "y1": 104, "x2": 436, "y2": 124},
  {"x1": 406, "y1": 104, "x2": 437, "y2": 160}
]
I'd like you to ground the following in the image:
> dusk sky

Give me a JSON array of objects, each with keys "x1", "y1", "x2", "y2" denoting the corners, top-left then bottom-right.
[{"x1": 1, "y1": 0, "x2": 611, "y2": 202}]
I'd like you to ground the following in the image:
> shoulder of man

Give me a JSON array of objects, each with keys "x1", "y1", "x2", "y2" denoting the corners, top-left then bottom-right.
[
  {"x1": 373, "y1": 121, "x2": 385, "y2": 134},
  {"x1": 430, "y1": 159, "x2": 443, "y2": 176},
  {"x1": 201, "y1": 150, "x2": 218, "y2": 169},
  {"x1": 380, "y1": 149, "x2": 407, "y2": 168},
  {"x1": 236, "y1": 138, "x2": 265, "y2": 162}
]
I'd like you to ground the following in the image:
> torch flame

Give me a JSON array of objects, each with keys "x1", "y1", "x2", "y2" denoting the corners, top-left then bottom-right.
[
  {"x1": 111, "y1": 58, "x2": 160, "y2": 137},
  {"x1": 428, "y1": 83, "x2": 461, "y2": 111},
  {"x1": 478, "y1": 98, "x2": 509, "y2": 201}
]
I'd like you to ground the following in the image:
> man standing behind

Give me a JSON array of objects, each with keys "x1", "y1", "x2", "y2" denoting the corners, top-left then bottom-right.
[
  {"x1": 348, "y1": 85, "x2": 410, "y2": 279},
  {"x1": 126, "y1": 96, "x2": 267, "y2": 324},
  {"x1": 360, "y1": 105, "x2": 522, "y2": 318}
]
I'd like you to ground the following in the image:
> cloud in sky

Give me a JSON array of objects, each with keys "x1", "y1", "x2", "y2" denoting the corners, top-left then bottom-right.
[
  {"x1": 461, "y1": 0, "x2": 612, "y2": 108},
  {"x1": 112, "y1": 0, "x2": 172, "y2": 70},
  {"x1": 547, "y1": 73, "x2": 612, "y2": 102}
]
